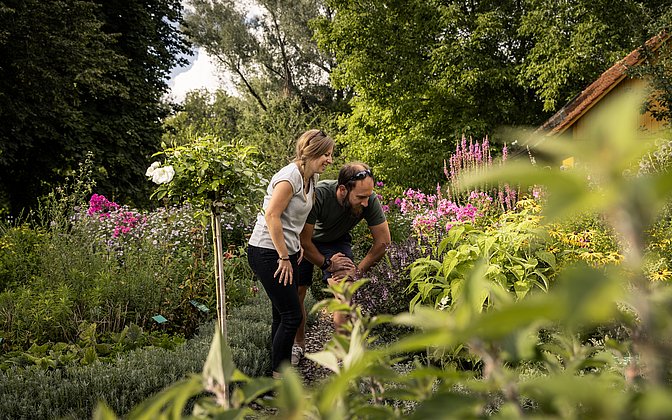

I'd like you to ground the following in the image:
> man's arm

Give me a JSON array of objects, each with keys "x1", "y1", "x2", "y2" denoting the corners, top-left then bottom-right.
[
  {"x1": 357, "y1": 221, "x2": 391, "y2": 274},
  {"x1": 300, "y1": 223, "x2": 323, "y2": 266},
  {"x1": 300, "y1": 222, "x2": 355, "y2": 275}
]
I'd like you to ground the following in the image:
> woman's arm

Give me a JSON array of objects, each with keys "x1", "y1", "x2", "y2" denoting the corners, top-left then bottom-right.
[{"x1": 264, "y1": 180, "x2": 295, "y2": 285}]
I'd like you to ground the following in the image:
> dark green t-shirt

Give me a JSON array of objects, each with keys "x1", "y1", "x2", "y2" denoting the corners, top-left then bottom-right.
[{"x1": 306, "y1": 180, "x2": 386, "y2": 243}]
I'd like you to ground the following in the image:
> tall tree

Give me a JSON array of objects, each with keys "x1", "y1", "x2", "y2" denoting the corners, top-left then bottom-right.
[
  {"x1": 83, "y1": 0, "x2": 191, "y2": 206},
  {"x1": 518, "y1": 0, "x2": 661, "y2": 111},
  {"x1": 0, "y1": 0, "x2": 121, "y2": 214},
  {"x1": 0, "y1": 0, "x2": 190, "y2": 215},
  {"x1": 314, "y1": 0, "x2": 670, "y2": 191},
  {"x1": 184, "y1": 0, "x2": 343, "y2": 111}
]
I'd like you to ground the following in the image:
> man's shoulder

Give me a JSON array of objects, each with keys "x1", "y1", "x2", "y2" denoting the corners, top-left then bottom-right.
[
  {"x1": 316, "y1": 179, "x2": 337, "y2": 189},
  {"x1": 315, "y1": 179, "x2": 337, "y2": 198}
]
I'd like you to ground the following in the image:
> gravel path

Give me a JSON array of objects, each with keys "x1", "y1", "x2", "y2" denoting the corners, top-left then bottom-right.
[{"x1": 297, "y1": 309, "x2": 335, "y2": 386}]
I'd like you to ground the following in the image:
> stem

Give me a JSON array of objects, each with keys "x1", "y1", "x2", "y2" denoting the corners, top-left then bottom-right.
[{"x1": 213, "y1": 211, "x2": 228, "y2": 340}]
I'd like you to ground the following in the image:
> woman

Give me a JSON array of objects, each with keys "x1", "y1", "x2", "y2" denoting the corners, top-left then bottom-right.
[{"x1": 247, "y1": 129, "x2": 334, "y2": 378}]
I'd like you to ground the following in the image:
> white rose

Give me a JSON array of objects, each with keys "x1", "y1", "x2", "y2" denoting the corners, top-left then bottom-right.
[
  {"x1": 145, "y1": 161, "x2": 161, "y2": 177},
  {"x1": 151, "y1": 165, "x2": 175, "y2": 184}
]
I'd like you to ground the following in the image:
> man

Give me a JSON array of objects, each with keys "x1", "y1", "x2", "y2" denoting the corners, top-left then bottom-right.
[{"x1": 292, "y1": 162, "x2": 391, "y2": 365}]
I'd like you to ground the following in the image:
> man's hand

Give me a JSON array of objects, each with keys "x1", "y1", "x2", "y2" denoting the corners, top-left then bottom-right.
[
  {"x1": 328, "y1": 252, "x2": 355, "y2": 273},
  {"x1": 330, "y1": 267, "x2": 356, "y2": 281}
]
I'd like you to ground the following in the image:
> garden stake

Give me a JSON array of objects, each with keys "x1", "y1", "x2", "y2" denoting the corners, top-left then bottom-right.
[
  {"x1": 211, "y1": 207, "x2": 228, "y2": 340},
  {"x1": 211, "y1": 206, "x2": 229, "y2": 408}
]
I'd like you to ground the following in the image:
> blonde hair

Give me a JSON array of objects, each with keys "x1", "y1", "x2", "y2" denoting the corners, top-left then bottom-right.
[{"x1": 294, "y1": 129, "x2": 334, "y2": 170}]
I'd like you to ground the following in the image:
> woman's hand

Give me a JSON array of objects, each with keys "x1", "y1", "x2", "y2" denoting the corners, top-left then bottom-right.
[
  {"x1": 274, "y1": 259, "x2": 293, "y2": 286},
  {"x1": 298, "y1": 247, "x2": 304, "y2": 264}
]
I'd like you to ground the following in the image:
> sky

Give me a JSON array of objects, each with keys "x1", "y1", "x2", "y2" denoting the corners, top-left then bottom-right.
[
  {"x1": 165, "y1": 0, "x2": 263, "y2": 103},
  {"x1": 165, "y1": 47, "x2": 226, "y2": 103}
]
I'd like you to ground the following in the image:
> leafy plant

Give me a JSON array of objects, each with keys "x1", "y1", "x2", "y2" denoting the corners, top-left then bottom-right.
[
  {"x1": 0, "y1": 225, "x2": 44, "y2": 292},
  {"x1": 408, "y1": 200, "x2": 556, "y2": 311},
  {"x1": 0, "y1": 294, "x2": 273, "y2": 419},
  {"x1": 149, "y1": 135, "x2": 265, "y2": 225},
  {"x1": 148, "y1": 135, "x2": 266, "y2": 356}
]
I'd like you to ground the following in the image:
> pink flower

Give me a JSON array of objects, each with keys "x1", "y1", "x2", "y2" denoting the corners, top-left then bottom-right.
[{"x1": 87, "y1": 194, "x2": 119, "y2": 217}]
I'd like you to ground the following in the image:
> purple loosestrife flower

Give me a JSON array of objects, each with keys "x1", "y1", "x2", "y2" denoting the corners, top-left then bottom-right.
[{"x1": 474, "y1": 142, "x2": 482, "y2": 163}]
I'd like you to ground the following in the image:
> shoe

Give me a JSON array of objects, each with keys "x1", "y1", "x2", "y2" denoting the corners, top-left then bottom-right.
[{"x1": 290, "y1": 345, "x2": 304, "y2": 366}]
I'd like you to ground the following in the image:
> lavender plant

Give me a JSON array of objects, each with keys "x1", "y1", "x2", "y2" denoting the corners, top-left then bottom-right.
[{"x1": 352, "y1": 239, "x2": 424, "y2": 316}]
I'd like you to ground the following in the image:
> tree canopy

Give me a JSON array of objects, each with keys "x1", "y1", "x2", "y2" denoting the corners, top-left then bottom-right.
[
  {"x1": 313, "y1": 0, "x2": 669, "y2": 191},
  {"x1": 184, "y1": 0, "x2": 345, "y2": 112},
  {"x1": 0, "y1": 0, "x2": 190, "y2": 215}
]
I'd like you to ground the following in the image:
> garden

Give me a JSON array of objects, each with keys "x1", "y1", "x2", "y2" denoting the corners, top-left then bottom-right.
[
  {"x1": 2, "y1": 92, "x2": 672, "y2": 418},
  {"x1": 2, "y1": 1, "x2": 672, "y2": 419}
]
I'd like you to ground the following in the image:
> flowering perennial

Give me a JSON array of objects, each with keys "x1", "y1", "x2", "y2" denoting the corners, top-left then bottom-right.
[
  {"x1": 443, "y1": 135, "x2": 519, "y2": 211},
  {"x1": 146, "y1": 161, "x2": 175, "y2": 185},
  {"x1": 398, "y1": 187, "x2": 484, "y2": 236},
  {"x1": 87, "y1": 194, "x2": 120, "y2": 218},
  {"x1": 80, "y1": 194, "x2": 204, "y2": 257}
]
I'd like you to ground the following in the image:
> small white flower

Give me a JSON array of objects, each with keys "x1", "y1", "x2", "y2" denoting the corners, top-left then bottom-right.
[
  {"x1": 145, "y1": 161, "x2": 161, "y2": 177},
  {"x1": 151, "y1": 165, "x2": 175, "y2": 184},
  {"x1": 438, "y1": 295, "x2": 451, "y2": 311}
]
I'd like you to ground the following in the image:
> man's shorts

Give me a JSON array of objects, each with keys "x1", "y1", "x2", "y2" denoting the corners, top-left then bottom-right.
[{"x1": 297, "y1": 235, "x2": 354, "y2": 287}]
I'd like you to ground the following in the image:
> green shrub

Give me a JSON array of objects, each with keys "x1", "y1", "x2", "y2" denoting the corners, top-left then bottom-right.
[
  {"x1": 0, "y1": 330, "x2": 208, "y2": 420},
  {"x1": 0, "y1": 211, "x2": 264, "y2": 348},
  {"x1": 0, "y1": 294, "x2": 272, "y2": 419},
  {"x1": 0, "y1": 227, "x2": 202, "y2": 346},
  {"x1": 0, "y1": 225, "x2": 44, "y2": 292}
]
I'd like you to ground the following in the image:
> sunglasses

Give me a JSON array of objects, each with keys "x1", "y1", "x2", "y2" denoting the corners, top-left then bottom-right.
[
  {"x1": 307, "y1": 130, "x2": 326, "y2": 144},
  {"x1": 347, "y1": 169, "x2": 374, "y2": 183}
]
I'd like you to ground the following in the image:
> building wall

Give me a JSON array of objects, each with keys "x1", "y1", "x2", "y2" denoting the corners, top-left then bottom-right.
[{"x1": 570, "y1": 77, "x2": 667, "y2": 141}]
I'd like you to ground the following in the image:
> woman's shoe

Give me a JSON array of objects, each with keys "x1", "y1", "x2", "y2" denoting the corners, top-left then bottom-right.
[{"x1": 290, "y1": 345, "x2": 304, "y2": 366}]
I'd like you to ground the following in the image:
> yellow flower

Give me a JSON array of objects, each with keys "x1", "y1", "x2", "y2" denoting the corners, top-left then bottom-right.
[
  {"x1": 606, "y1": 252, "x2": 623, "y2": 265},
  {"x1": 649, "y1": 269, "x2": 672, "y2": 282},
  {"x1": 547, "y1": 225, "x2": 563, "y2": 240}
]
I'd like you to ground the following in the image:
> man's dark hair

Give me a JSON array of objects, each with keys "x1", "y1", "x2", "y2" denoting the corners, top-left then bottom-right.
[{"x1": 337, "y1": 162, "x2": 373, "y2": 191}]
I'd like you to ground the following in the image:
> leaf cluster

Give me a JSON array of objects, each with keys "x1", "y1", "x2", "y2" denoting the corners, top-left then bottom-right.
[
  {"x1": 315, "y1": 0, "x2": 669, "y2": 191},
  {"x1": 151, "y1": 136, "x2": 266, "y2": 224}
]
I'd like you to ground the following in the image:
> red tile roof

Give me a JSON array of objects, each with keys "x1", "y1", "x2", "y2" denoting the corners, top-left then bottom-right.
[{"x1": 538, "y1": 32, "x2": 670, "y2": 135}]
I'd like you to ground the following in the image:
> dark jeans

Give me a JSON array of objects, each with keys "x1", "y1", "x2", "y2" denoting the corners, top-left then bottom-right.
[
  {"x1": 247, "y1": 245, "x2": 302, "y2": 373},
  {"x1": 298, "y1": 234, "x2": 354, "y2": 286}
]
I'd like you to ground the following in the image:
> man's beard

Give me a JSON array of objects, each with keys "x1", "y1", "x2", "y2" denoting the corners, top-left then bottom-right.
[{"x1": 342, "y1": 191, "x2": 363, "y2": 218}]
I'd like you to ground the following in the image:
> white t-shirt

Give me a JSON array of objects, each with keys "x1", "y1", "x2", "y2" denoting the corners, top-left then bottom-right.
[{"x1": 248, "y1": 162, "x2": 316, "y2": 253}]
